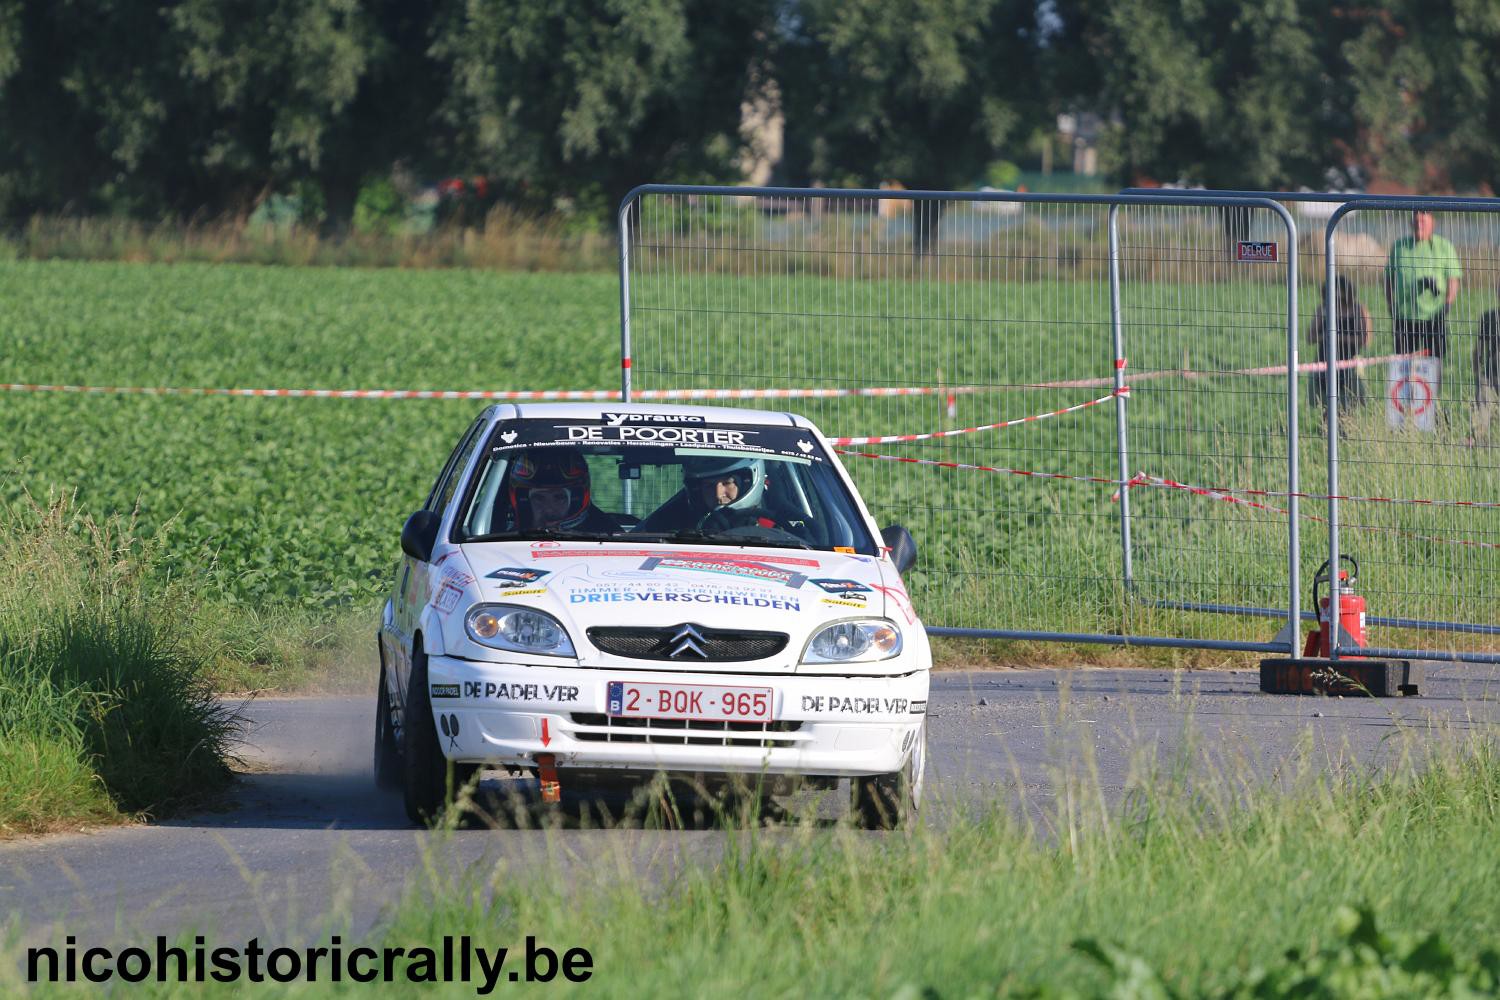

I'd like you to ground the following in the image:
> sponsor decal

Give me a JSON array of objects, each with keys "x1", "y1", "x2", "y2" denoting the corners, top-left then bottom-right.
[
  {"x1": 430, "y1": 683, "x2": 462, "y2": 699},
  {"x1": 800, "y1": 695, "x2": 913, "y2": 715},
  {"x1": 910, "y1": 699, "x2": 927, "y2": 714},
  {"x1": 531, "y1": 548, "x2": 819, "y2": 567},
  {"x1": 870, "y1": 584, "x2": 918, "y2": 624},
  {"x1": 485, "y1": 566, "x2": 552, "y2": 588},
  {"x1": 463, "y1": 681, "x2": 580, "y2": 703},
  {"x1": 566, "y1": 424, "x2": 750, "y2": 446},
  {"x1": 439, "y1": 714, "x2": 461, "y2": 751},
  {"x1": 639, "y1": 555, "x2": 807, "y2": 589},
  {"x1": 821, "y1": 598, "x2": 866, "y2": 608},
  {"x1": 809, "y1": 578, "x2": 871, "y2": 597},
  {"x1": 487, "y1": 419, "x2": 822, "y2": 462},
  {"x1": 1234, "y1": 240, "x2": 1279, "y2": 263},
  {"x1": 440, "y1": 566, "x2": 475, "y2": 588},
  {"x1": 501, "y1": 587, "x2": 548, "y2": 596},
  {"x1": 602, "y1": 412, "x2": 707, "y2": 426},
  {"x1": 569, "y1": 591, "x2": 801, "y2": 612},
  {"x1": 433, "y1": 582, "x2": 465, "y2": 614}
]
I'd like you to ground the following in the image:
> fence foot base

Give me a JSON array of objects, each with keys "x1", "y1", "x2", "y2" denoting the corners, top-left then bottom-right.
[{"x1": 1258, "y1": 658, "x2": 1421, "y2": 697}]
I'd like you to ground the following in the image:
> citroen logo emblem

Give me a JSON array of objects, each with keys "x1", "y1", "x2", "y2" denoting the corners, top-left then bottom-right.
[{"x1": 670, "y1": 624, "x2": 708, "y2": 659}]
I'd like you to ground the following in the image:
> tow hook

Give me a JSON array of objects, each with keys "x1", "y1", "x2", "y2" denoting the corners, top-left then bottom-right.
[{"x1": 536, "y1": 753, "x2": 561, "y2": 803}]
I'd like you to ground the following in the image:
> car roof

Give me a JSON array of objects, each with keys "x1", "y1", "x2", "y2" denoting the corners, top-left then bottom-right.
[{"x1": 503, "y1": 401, "x2": 810, "y2": 428}]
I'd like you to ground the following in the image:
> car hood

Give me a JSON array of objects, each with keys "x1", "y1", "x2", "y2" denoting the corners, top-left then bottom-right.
[{"x1": 456, "y1": 541, "x2": 917, "y2": 673}]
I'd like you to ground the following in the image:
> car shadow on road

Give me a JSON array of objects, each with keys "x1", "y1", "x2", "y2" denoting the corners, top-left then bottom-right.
[{"x1": 160, "y1": 769, "x2": 842, "y2": 834}]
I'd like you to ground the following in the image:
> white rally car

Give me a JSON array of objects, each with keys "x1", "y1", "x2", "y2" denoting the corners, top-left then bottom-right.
[{"x1": 375, "y1": 403, "x2": 929, "y2": 828}]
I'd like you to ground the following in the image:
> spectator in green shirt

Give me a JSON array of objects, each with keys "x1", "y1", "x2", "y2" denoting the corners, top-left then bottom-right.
[{"x1": 1384, "y1": 210, "x2": 1462, "y2": 361}]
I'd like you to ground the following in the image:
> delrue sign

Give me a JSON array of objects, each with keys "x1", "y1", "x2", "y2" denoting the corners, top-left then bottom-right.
[{"x1": 1234, "y1": 241, "x2": 1280, "y2": 263}]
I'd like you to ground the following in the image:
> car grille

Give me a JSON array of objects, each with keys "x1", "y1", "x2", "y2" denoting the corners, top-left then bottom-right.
[
  {"x1": 586, "y1": 625, "x2": 789, "y2": 661},
  {"x1": 569, "y1": 713, "x2": 805, "y2": 748}
]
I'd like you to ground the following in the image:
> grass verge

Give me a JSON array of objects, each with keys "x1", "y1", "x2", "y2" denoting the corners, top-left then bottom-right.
[
  {"x1": 0, "y1": 496, "x2": 240, "y2": 836},
  {"x1": 366, "y1": 738, "x2": 1500, "y2": 997},
  {"x1": 4, "y1": 709, "x2": 1499, "y2": 995}
]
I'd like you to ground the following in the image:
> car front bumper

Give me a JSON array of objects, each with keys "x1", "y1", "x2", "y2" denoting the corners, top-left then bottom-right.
[{"x1": 426, "y1": 656, "x2": 929, "y2": 777}]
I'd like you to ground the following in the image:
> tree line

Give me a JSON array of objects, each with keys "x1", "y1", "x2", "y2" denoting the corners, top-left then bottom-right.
[{"x1": 0, "y1": 0, "x2": 1493, "y2": 228}]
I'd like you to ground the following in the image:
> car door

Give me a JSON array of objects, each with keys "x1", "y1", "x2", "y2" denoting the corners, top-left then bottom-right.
[{"x1": 388, "y1": 417, "x2": 487, "y2": 697}]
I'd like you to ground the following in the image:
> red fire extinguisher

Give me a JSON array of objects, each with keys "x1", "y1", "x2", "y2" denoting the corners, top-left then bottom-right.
[{"x1": 1303, "y1": 555, "x2": 1367, "y2": 659}]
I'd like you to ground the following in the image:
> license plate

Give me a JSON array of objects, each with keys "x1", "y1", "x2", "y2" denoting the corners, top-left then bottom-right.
[{"x1": 607, "y1": 681, "x2": 774, "y2": 723}]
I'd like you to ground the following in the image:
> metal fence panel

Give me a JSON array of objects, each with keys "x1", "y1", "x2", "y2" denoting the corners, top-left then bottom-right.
[
  {"x1": 619, "y1": 186, "x2": 1298, "y2": 652},
  {"x1": 1325, "y1": 201, "x2": 1500, "y2": 664}
]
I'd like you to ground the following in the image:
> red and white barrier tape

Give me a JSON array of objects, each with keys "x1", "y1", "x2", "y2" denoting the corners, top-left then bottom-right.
[
  {"x1": 1003, "y1": 352, "x2": 1411, "y2": 391},
  {"x1": 0, "y1": 382, "x2": 1008, "y2": 401},
  {"x1": 837, "y1": 449, "x2": 1500, "y2": 513},
  {"x1": 1119, "y1": 472, "x2": 1500, "y2": 512},
  {"x1": 0, "y1": 352, "x2": 1411, "y2": 403},
  {"x1": 829, "y1": 388, "x2": 1127, "y2": 445},
  {"x1": 1126, "y1": 473, "x2": 1500, "y2": 552},
  {"x1": 834, "y1": 449, "x2": 1127, "y2": 489}
]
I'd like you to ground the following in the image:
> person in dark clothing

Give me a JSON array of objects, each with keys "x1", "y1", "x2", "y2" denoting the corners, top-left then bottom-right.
[
  {"x1": 1307, "y1": 274, "x2": 1372, "y2": 413},
  {"x1": 1470, "y1": 304, "x2": 1500, "y2": 445}
]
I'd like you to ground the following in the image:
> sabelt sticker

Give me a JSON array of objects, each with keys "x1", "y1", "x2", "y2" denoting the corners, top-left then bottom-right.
[
  {"x1": 501, "y1": 587, "x2": 547, "y2": 596},
  {"x1": 1234, "y1": 240, "x2": 1279, "y2": 263},
  {"x1": 821, "y1": 597, "x2": 866, "y2": 608}
]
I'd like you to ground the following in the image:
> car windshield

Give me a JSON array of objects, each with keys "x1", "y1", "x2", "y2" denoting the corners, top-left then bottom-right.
[{"x1": 454, "y1": 415, "x2": 879, "y2": 554}]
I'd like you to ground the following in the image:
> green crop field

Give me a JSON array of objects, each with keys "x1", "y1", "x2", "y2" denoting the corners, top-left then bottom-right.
[{"x1": 2, "y1": 259, "x2": 1496, "y2": 663}]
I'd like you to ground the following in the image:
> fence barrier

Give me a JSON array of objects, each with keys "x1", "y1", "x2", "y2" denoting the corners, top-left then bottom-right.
[
  {"x1": 1126, "y1": 189, "x2": 1500, "y2": 665},
  {"x1": 619, "y1": 185, "x2": 1304, "y2": 654}
]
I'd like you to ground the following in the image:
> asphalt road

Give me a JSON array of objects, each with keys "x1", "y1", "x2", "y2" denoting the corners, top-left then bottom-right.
[{"x1": 4, "y1": 665, "x2": 1499, "y2": 952}]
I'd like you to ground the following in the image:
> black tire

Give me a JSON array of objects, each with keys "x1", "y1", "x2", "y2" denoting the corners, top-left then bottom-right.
[
  {"x1": 402, "y1": 639, "x2": 478, "y2": 826},
  {"x1": 373, "y1": 646, "x2": 402, "y2": 791},
  {"x1": 851, "y1": 722, "x2": 926, "y2": 830}
]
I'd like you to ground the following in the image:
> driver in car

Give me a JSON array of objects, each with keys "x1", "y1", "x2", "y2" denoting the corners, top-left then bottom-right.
[
  {"x1": 682, "y1": 456, "x2": 781, "y2": 532},
  {"x1": 508, "y1": 448, "x2": 621, "y2": 534}
]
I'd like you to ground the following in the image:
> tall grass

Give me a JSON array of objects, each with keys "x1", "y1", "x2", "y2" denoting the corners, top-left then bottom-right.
[
  {"x1": 4, "y1": 708, "x2": 1498, "y2": 995},
  {"x1": 371, "y1": 735, "x2": 1500, "y2": 997},
  {"x1": 0, "y1": 496, "x2": 238, "y2": 834}
]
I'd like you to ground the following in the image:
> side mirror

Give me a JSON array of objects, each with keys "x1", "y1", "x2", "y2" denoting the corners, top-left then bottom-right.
[
  {"x1": 880, "y1": 525, "x2": 918, "y2": 575},
  {"x1": 401, "y1": 510, "x2": 442, "y2": 563}
]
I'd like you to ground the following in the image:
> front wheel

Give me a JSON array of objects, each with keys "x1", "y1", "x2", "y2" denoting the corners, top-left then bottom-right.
[
  {"x1": 402, "y1": 641, "x2": 478, "y2": 826},
  {"x1": 851, "y1": 722, "x2": 926, "y2": 830}
]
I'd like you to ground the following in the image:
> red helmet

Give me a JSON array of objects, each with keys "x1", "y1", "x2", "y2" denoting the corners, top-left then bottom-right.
[{"x1": 508, "y1": 448, "x2": 592, "y2": 527}]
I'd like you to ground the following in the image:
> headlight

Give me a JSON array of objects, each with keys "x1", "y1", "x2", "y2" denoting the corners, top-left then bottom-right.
[
  {"x1": 802, "y1": 619, "x2": 902, "y2": 663},
  {"x1": 465, "y1": 604, "x2": 576, "y2": 657}
]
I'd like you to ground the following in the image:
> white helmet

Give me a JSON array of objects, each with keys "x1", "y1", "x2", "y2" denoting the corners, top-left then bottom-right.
[{"x1": 682, "y1": 455, "x2": 767, "y2": 513}]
